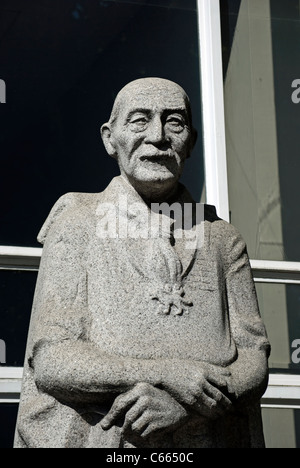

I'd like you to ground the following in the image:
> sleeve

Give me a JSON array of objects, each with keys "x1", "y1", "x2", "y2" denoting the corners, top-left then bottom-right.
[
  {"x1": 27, "y1": 193, "x2": 90, "y2": 366},
  {"x1": 223, "y1": 225, "x2": 270, "y2": 355},
  {"x1": 213, "y1": 221, "x2": 271, "y2": 403}
]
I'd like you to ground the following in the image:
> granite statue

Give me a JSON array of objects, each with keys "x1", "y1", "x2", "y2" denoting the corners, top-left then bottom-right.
[{"x1": 14, "y1": 78, "x2": 270, "y2": 448}]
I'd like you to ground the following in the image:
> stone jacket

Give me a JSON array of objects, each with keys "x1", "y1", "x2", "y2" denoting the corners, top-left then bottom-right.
[{"x1": 14, "y1": 176, "x2": 270, "y2": 448}]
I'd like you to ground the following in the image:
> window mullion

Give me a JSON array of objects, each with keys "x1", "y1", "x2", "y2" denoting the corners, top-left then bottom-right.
[{"x1": 197, "y1": 0, "x2": 230, "y2": 222}]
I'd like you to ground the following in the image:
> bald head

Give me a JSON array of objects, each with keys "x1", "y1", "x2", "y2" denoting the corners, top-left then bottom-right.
[{"x1": 109, "y1": 78, "x2": 194, "y2": 129}]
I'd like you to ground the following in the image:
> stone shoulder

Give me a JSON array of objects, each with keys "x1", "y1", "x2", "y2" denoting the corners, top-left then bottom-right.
[
  {"x1": 37, "y1": 192, "x2": 101, "y2": 245},
  {"x1": 207, "y1": 214, "x2": 248, "y2": 272}
]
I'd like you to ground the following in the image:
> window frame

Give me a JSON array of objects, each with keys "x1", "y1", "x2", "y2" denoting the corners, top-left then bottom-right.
[
  {"x1": 0, "y1": 246, "x2": 41, "y2": 271},
  {"x1": 197, "y1": 0, "x2": 230, "y2": 223}
]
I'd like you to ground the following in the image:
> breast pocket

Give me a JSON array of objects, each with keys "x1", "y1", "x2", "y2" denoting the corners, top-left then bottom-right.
[{"x1": 186, "y1": 260, "x2": 219, "y2": 291}]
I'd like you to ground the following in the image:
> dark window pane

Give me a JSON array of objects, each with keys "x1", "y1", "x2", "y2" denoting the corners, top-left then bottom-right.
[
  {"x1": 0, "y1": 404, "x2": 19, "y2": 448},
  {"x1": 0, "y1": 0, "x2": 203, "y2": 247},
  {"x1": 110, "y1": 0, "x2": 196, "y2": 9},
  {"x1": 0, "y1": 271, "x2": 36, "y2": 367}
]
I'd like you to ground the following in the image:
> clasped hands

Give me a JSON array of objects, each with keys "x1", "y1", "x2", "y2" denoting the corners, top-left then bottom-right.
[{"x1": 100, "y1": 363, "x2": 232, "y2": 439}]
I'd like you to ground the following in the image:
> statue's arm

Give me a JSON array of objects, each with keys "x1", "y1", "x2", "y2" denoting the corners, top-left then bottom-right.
[
  {"x1": 221, "y1": 224, "x2": 270, "y2": 404},
  {"x1": 33, "y1": 337, "x2": 233, "y2": 419},
  {"x1": 32, "y1": 339, "x2": 167, "y2": 406}
]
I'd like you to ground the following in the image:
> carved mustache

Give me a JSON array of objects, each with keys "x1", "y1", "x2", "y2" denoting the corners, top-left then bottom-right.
[{"x1": 139, "y1": 151, "x2": 174, "y2": 161}]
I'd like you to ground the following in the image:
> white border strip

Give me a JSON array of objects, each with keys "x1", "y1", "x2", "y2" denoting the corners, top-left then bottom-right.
[
  {"x1": 261, "y1": 374, "x2": 300, "y2": 409},
  {"x1": 197, "y1": 0, "x2": 230, "y2": 222},
  {"x1": 0, "y1": 246, "x2": 42, "y2": 271},
  {"x1": 0, "y1": 368, "x2": 23, "y2": 403},
  {"x1": 2, "y1": 247, "x2": 300, "y2": 282},
  {"x1": 251, "y1": 260, "x2": 300, "y2": 284},
  {"x1": 251, "y1": 260, "x2": 300, "y2": 273},
  {"x1": 0, "y1": 246, "x2": 42, "y2": 257},
  {"x1": 1, "y1": 370, "x2": 300, "y2": 406}
]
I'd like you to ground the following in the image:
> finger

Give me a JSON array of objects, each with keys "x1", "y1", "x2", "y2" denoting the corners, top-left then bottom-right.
[
  {"x1": 196, "y1": 394, "x2": 226, "y2": 419},
  {"x1": 122, "y1": 402, "x2": 145, "y2": 433},
  {"x1": 202, "y1": 382, "x2": 232, "y2": 412},
  {"x1": 204, "y1": 363, "x2": 231, "y2": 375},
  {"x1": 132, "y1": 412, "x2": 151, "y2": 436},
  {"x1": 200, "y1": 390, "x2": 219, "y2": 410},
  {"x1": 141, "y1": 422, "x2": 157, "y2": 438},
  {"x1": 101, "y1": 391, "x2": 139, "y2": 430},
  {"x1": 205, "y1": 371, "x2": 230, "y2": 389}
]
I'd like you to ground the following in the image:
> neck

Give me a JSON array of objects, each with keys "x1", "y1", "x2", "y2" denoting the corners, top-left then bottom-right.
[{"x1": 121, "y1": 174, "x2": 180, "y2": 205}]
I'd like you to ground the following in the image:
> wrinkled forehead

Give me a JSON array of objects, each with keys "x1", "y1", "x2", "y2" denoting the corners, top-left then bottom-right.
[{"x1": 111, "y1": 80, "x2": 191, "y2": 122}]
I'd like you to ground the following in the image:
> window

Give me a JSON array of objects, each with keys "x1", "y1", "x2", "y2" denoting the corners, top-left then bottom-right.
[{"x1": 0, "y1": 0, "x2": 203, "y2": 447}]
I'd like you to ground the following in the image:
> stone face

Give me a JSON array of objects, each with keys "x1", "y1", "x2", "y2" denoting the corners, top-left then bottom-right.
[{"x1": 14, "y1": 78, "x2": 270, "y2": 448}]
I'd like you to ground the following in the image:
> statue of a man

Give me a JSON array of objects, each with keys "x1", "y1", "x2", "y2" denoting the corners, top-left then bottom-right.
[{"x1": 14, "y1": 78, "x2": 270, "y2": 448}]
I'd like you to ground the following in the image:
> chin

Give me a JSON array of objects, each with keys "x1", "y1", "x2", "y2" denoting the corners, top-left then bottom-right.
[{"x1": 135, "y1": 168, "x2": 179, "y2": 185}]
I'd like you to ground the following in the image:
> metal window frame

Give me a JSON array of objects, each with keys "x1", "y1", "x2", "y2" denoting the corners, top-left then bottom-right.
[
  {"x1": 1, "y1": 366, "x2": 300, "y2": 408},
  {"x1": 2, "y1": 246, "x2": 300, "y2": 283},
  {"x1": 262, "y1": 374, "x2": 300, "y2": 410},
  {"x1": 0, "y1": 246, "x2": 41, "y2": 271},
  {"x1": 251, "y1": 260, "x2": 300, "y2": 285},
  {"x1": 0, "y1": 368, "x2": 23, "y2": 404},
  {"x1": 197, "y1": 0, "x2": 230, "y2": 222}
]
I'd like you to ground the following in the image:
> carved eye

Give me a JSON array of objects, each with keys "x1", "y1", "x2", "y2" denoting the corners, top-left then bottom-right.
[
  {"x1": 165, "y1": 115, "x2": 185, "y2": 132},
  {"x1": 128, "y1": 114, "x2": 149, "y2": 131}
]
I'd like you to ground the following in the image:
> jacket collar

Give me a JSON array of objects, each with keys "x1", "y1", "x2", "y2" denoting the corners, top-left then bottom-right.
[{"x1": 100, "y1": 176, "x2": 203, "y2": 276}]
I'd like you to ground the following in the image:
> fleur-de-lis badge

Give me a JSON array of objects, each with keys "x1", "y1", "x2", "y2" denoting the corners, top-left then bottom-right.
[{"x1": 150, "y1": 283, "x2": 193, "y2": 316}]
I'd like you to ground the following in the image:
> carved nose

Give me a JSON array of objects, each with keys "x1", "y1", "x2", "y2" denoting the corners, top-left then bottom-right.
[{"x1": 144, "y1": 117, "x2": 166, "y2": 145}]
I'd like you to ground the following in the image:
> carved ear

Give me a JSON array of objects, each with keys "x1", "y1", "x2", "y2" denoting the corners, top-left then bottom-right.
[
  {"x1": 100, "y1": 123, "x2": 118, "y2": 159},
  {"x1": 187, "y1": 128, "x2": 198, "y2": 159}
]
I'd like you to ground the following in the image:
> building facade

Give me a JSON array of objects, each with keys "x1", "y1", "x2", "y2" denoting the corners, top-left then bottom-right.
[{"x1": 0, "y1": 0, "x2": 300, "y2": 448}]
